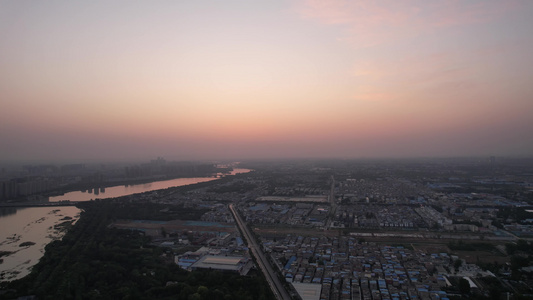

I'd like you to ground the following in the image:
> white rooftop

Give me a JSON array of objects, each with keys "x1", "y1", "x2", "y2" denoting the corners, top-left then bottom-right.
[{"x1": 292, "y1": 282, "x2": 322, "y2": 300}]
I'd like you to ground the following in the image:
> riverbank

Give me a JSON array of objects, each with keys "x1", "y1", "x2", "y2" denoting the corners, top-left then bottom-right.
[
  {"x1": 49, "y1": 168, "x2": 251, "y2": 202},
  {"x1": 47, "y1": 173, "x2": 217, "y2": 197},
  {"x1": 49, "y1": 167, "x2": 245, "y2": 197},
  {"x1": 1, "y1": 175, "x2": 217, "y2": 204},
  {"x1": 0, "y1": 206, "x2": 81, "y2": 282},
  {"x1": 1, "y1": 169, "x2": 251, "y2": 205}
]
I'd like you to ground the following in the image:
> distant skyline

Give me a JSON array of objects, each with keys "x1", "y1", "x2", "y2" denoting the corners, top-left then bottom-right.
[{"x1": 1, "y1": 1, "x2": 532, "y2": 162}]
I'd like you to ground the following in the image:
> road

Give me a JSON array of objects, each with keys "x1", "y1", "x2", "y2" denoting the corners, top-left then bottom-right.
[
  {"x1": 0, "y1": 201, "x2": 77, "y2": 208},
  {"x1": 229, "y1": 204, "x2": 292, "y2": 300},
  {"x1": 330, "y1": 175, "x2": 336, "y2": 216}
]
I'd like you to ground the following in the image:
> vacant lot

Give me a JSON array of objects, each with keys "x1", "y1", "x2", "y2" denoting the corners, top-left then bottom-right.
[{"x1": 112, "y1": 219, "x2": 237, "y2": 236}]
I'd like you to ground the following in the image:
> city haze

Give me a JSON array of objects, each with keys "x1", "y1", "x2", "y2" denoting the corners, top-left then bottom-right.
[{"x1": 1, "y1": 1, "x2": 533, "y2": 162}]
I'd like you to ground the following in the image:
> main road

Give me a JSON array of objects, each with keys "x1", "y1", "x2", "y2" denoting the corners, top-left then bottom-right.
[{"x1": 229, "y1": 204, "x2": 292, "y2": 300}]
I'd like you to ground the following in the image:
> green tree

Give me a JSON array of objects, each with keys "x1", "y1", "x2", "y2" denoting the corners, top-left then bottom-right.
[
  {"x1": 189, "y1": 293, "x2": 202, "y2": 300},
  {"x1": 197, "y1": 285, "x2": 209, "y2": 297}
]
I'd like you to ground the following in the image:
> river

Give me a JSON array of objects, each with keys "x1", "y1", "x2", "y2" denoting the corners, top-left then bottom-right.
[
  {"x1": 0, "y1": 168, "x2": 251, "y2": 281},
  {"x1": 49, "y1": 168, "x2": 251, "y2": 202},
  {"x1": 0, "y1": 206, "x2": 81, "y2": 281}
]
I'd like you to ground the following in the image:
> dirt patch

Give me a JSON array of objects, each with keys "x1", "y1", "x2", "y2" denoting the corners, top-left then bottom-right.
[
  {"x1": 452, "y1": 250, "x2": 509, "y2": 264},
  {"x1": 111, "y1": 220, "x2": 237, "y2": 236},
  {"x1": 410, "y1": 243, "x2": 450, "y2": 253},
  {"x1": 253, "y1": 226, "x2": 339, "y2": 238}
]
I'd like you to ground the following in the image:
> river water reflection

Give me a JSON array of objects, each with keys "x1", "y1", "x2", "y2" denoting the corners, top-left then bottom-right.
[
  {"x1": 49, "y1": 168, "x2": 251, "y2": 202},
  {"x1": 49, "y1": 177, "x2": 217, "y2": 202},
  {"x1": 0, "y1": 206, "x2": 81, "y2": 281}
]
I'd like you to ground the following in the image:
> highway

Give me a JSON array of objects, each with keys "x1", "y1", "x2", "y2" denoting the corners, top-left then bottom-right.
[{"x1": 229, "y1": 204, "x2": 292, "y2": 300}]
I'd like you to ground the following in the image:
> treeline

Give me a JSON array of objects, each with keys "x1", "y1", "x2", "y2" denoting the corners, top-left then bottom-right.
[
  {"x1": 103, "y1": 201, "x2": 210, "y2": 221},
  {"x1": 0, "y1": 201, "x2": 274, "y2": 300}
]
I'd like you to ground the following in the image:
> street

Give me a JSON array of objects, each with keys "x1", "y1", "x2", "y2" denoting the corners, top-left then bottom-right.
[{"x1": 229, "y1": 204, "x2": 292, "y2": 300}]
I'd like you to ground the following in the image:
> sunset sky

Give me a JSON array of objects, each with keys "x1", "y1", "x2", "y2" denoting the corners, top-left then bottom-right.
[{"x1": 1, "y1": 0, "x2": 532, "y2": 162}]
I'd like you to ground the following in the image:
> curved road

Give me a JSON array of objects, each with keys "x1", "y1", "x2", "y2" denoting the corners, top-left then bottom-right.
[{"x1": 229, "y1": 204, "x2": 291, "y2": 300}]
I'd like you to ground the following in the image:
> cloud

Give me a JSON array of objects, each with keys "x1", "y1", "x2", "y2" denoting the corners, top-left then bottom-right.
[
  {"x1": 426, "y1": 0, "x2": 520, "y2": 28},
  {"x1": 294, "y1": 0, "x2": 522, "y2": 48},
  {"x1": 350, "y1": 51, "x2": 475, "y2": 100},
  {"x1": 353, "y1": 92, "x2": 393, "y2": 102}
]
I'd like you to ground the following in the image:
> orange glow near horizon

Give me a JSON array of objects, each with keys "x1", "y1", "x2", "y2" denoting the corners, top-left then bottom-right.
[{"x1": 1, "y1": 0, "x2": 533, "y2": 162}]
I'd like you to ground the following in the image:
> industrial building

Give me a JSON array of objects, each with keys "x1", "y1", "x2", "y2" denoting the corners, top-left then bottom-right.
[{"x1": 190, "y1": 255, "x2": 253, "y2": 275}]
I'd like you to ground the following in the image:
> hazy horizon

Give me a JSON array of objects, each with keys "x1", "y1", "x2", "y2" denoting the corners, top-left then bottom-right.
[
  {"x1": 2, "y1": 1, "x2": 533, "y2": 162},
  {"x1": 2, "y1": 154, "x2": 532, "y2": 169}
]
